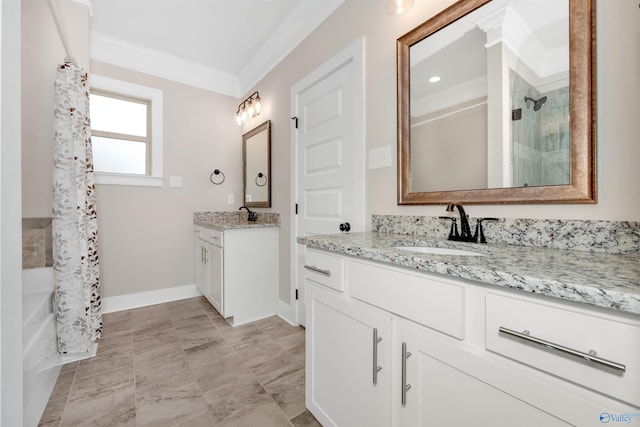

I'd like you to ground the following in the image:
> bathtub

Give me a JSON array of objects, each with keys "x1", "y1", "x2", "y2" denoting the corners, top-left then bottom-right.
[{"x1": 22, "y1": 267, "x2": 61, "y2": 427}]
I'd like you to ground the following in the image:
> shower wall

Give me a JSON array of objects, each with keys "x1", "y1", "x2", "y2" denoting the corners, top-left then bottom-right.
[{"x1": 510, "y1": 70, "x2": 570, "y2": 187}]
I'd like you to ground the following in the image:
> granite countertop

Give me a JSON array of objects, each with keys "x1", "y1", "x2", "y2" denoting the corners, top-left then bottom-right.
[
  {"x1": 194, "y1": 211, "x2": 280, "y2": 231},
  {"x1": 298, "y1": 232, "x2": 640, "y2": 315}
]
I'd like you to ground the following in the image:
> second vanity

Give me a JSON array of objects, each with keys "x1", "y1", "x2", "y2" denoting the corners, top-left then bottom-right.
[
  {"x1": 299, "y1": 217, "x2": 640, "y2": 427},
  {"x1": 194, "y1": 211, "x2": 279, "y2": 326}
]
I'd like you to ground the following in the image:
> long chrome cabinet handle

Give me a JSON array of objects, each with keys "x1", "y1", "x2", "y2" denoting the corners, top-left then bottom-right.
[
  {"x1": 201, "y1": 246, "x2": 205, "y2": 264},
  {"x1": 401, "y1": 342, "x2": 412, "y2": 406},
  {"x1": 372, "y1": 328, "x2": 383, "y2": 385},
  {"x1": 303, "y1": 265, "x2": 331, "y2": 276},
  {"x1": 498, "y1": 327, "x2": 626, "y2": 372}
]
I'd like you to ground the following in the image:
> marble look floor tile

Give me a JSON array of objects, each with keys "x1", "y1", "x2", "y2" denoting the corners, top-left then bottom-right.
[
  {"x1": 68, "y1": 364, "x2": 134, "y2": 404},
  {"x1": 132, "y1": 325, "x2": 178, "y2": 353},
  {"x1": 290, "y1": 410, "x2": 322, "y2": 427},
  {"x1": 199, "y1": 300, "x2": 222, "y2": 319},
  {"x1": 61, "y1": 386, "x2": 136, "y2": 427},
  {"x1": 210, "y1": 315, "x2": 232, "y2": 330},
  {"x1": 234, "y1": 334, "x2": 287, "y2": 369},
  {"x1": 59, "y1": 361, "x2": 79, "y2": 374},
  {"x1": 184, "y1": 335, "x2": 235, "y2": 371},
  {"x1": 174, "y1": 411, "x2": 216, "y2": 427},
  {"x1": 75, "y1": 350, "x2": 133, "y2": 380},
  {"x1": 250, "y1": 352, "x2": 303, "y2": 386},
  {"x1": 188, "y1": 353, "x2": 250, "y2": 394},
  {"x1": 48, "y1": 369, "x2": 76, "y2": 401},
  {"x1": 219, "y1": 402, "x2": 292, "y2": 427},
  {"x1": 38, "y1": 396, "x2": 67, "y2": 427},
  {"x1": 135, "y1": 376, "x2": 209, "y2": 427},
  {"x1": 202, "y1": 373, "x2": 274, "y2": 424},
  {"x1": 220, "y1": 323, "x2": 267, "y2": 347},
  {"x1": 96, "y1": 331, "x2": 133, "y2": 356},
  {"x1": 263, "y1": 366, "x2": 306, "y2": 419},
  {"x1": 132, "y1": 316, "x2": 174, "y2": 337},
  {"x1": 134, "y1": 341, "x2": 185, "y2": 373}
]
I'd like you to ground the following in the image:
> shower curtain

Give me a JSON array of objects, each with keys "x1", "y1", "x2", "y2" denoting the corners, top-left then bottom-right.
[{"x1": 52, "y1": 61, "x2": 102, "y2": 354}]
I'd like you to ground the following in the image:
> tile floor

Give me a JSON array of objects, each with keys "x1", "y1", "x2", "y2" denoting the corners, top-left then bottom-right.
[{"x1": 38, "y1": 296, "x2": 321, "y2": 427}]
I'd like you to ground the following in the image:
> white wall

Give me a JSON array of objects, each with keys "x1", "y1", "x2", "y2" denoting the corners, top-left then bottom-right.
[
  {"x1": 1, "y1": 0, "x2": 23, "y2": 424},
  {"x1": 89, "y1": 61, "x2": 241, "y2": 298}
]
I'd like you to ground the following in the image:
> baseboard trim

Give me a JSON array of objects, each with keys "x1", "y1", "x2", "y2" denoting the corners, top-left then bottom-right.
[
  {"x1": 277, "y1": 299, "x2": 297, "y2": 326},
  {"x1": 102, "y1": 284, "x2": 202, "y2": 314}
]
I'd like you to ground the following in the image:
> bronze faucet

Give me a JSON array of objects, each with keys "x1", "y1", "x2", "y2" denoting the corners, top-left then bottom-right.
[{"x1": 446, "y1": 202, "x2": 473, "y2": 241}]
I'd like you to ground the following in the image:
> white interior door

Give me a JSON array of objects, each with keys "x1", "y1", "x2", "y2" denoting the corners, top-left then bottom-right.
[{"x1": 292, "y1": 39, "x2": 365, "y2": 326}]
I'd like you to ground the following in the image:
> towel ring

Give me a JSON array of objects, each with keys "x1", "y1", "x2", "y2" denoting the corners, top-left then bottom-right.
[
  {"x1": 210, "y1": 169, "x2": 225, "y2": 185},
  {"x1": 255, "y1": 172, "x2": 267, "y2": 187}
]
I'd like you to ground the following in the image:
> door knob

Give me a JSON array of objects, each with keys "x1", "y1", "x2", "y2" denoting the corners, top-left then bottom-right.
[{"x1": 339, "y1": 222, "x2": 351, "y2": 232}]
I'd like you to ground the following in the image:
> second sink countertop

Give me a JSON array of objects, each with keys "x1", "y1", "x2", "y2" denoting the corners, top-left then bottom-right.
[
  {"x1": 194, "y1": 211, "x2": 280, "y2": 231},
  {"x1": 298, "y1": 232, "x2": 640, "y2": 315}
]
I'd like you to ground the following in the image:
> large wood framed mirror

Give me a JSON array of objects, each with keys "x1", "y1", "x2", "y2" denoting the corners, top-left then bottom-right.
[
  {"x1": 397, "y1": 0, "x2": 595, "y2": 204},
  {"x1": 243, "y1": 120, "x2": 271, "y2": 208}
]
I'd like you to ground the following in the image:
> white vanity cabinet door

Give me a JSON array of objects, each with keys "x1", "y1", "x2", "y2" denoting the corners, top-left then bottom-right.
[
  {"x1": 194, "y1": 236, "x2": 208, "y2": 297},
  {"x1": 207, "y1": 242, "x2": 223, "y2": 314},
  {"x1": 399, "y1": 322, "x2": 574, "y2": 427},
  {"x1": 306, "y1": 283, "x2": 392, "y2": 427}
]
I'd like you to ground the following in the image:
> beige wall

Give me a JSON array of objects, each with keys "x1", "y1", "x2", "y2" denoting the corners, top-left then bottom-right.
[
  {"x1": 21, "y1": 0, "x2": 90, "y2": 217},
  {"x1": 21, "y1": 0, "x2": 640, "y2": 305}
]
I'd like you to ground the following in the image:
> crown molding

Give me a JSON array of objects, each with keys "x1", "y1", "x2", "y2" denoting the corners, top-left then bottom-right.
[
  {"x1": 238, "y1": 0, "x2": 345, "y2": 94},
  {"x1": 90, "y1": 0, "x2": 344, "y2": 97},
  {"x1": 90, "y1": 32, "x2": 241, "y2": 97}
]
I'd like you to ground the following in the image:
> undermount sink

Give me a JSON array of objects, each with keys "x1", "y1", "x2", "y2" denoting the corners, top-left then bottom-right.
[{"x1": 394, "y1": 246, "x2": 485, "y2": 257}]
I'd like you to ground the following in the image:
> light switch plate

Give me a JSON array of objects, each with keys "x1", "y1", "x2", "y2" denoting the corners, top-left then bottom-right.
[
  {"x1": 368, "y1": 146, "x2": 392, "y2": 169},
  {"x1": 228, "y1": 194, "x2": 235, "y2": 204},
  {"x1": 169, "y1": 176, "x2": 183, "y2": 187}
]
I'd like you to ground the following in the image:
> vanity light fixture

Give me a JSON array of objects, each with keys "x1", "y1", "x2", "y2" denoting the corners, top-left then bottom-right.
[
  {"x1": 235, "y1": 91, "x2": 262, "y2": 126},
  {"x1": 387, "y1": 0, "x2": 414, "y2": 15}
]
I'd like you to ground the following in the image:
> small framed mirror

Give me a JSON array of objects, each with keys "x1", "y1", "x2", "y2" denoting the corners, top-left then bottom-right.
[
  {"x1": 397, "y1": 0, "x2": 596, "y2": 204},
  {"x1": 243, "y1": 120, "x2": 271, "y2": 208}
]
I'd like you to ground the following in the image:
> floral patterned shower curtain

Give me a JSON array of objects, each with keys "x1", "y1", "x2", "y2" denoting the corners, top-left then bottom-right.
[{"x1": 52, "y1": 61, "x2": 102, "y2": 354}]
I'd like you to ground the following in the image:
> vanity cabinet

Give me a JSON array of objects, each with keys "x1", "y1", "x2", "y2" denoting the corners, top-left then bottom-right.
[
  {"x1": 194, "y1": 225, "x2": 278, "y2": 326},
  {"x1": 304, "y1": 249, "x2": 640, "y2": 427},
  {"x1": 306, "y1": 284, "x2": 392, "y2": 427}
]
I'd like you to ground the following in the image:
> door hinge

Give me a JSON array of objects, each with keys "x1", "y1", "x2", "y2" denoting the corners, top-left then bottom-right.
[
  {"x1": 295, "y1": 203, "x2": 298, "y2": 215},
  {"x1": 295, "y1": 289, "x2": 299, "y2": 300},
  {"x1": 291, "y1": 116, "x2": 298, "y2": 129}
]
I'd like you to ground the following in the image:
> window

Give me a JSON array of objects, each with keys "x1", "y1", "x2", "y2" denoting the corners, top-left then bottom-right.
[{"x1": 89, "y1": 75, "x2": 163, "y2": 186}]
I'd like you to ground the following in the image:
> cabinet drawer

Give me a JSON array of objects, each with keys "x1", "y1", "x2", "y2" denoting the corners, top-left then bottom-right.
[
  {"x1": 304, "y1": 249, "x2": 344, "y2": 291},
  {"x1": 196, "y1": 227, "x2": 223, "y2": 246},
  {"x1": 486, "y1": 294, "x2": 640, "y2": 406},
  {"x1": 348, "y1": 260, "x2": 465, "y2": 339}
]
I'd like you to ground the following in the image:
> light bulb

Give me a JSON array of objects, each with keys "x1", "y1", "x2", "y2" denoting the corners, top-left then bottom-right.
[
  {"x1": 254, "y1": 96, "x2": 262, "y2": 115},
  {"x1": 235, "y1": 114, "x2": 242, "y2": 126},
  {"x1": 387, "y1": 0, "x2": 414, "y2": 15}
]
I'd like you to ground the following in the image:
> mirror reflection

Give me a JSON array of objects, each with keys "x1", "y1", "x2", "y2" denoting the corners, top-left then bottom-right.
[
  {"x1": 409, "y1": 0, "x2": 570, "y2": 192},
  {"x1": 243, "y1": 120, "x2": 271, "y2": 208}
]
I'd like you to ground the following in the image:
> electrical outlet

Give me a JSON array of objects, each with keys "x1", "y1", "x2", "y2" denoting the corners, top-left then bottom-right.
[
  {"x1": 368, "y1": 146, "x2": 392, "y2": 169},
  {"x1": 228, "y1": 194, "x2": 234, "y2": 204}
]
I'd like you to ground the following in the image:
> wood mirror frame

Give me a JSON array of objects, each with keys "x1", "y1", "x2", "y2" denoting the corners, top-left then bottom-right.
[
  {"x1": 243, "y1": 120, "x2": 271, "y2": 208},
  {"x1": 397, "y1": 0, "x2": 596, "y2": 205}
]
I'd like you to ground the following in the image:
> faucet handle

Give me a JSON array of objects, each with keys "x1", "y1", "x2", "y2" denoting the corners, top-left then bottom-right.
[
  {"x1": 439, "y1": 216, "x2": 459, "y2": 239},
  {"x1": 474, "y1": 217, "x2": 500, "y2": 243}
]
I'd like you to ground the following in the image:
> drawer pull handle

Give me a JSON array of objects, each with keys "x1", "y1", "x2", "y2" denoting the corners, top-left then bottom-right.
[
  {"x1": 373, "y1": 328, "x2": 383, "y2": 385},
  {"x1": 401, "y1": 342, "x2": 412, "y2": 406},
  {"x1": 304, "y1": 265, "x2": 331, "y2": 276},
  {"x1": 498, "y1": 327, "x2": 626, "y2": 372}
]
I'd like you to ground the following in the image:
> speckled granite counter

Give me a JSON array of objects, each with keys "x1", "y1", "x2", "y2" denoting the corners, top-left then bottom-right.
[
  {"x1": 194, "y1": 211, "x2": 280, "y2": 230},
  {"x1": 298, "y1": 231, "x2": 640, "y2": 315}
]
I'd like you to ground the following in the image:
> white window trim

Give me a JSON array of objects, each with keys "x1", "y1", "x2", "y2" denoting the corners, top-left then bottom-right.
[{"x1": 89, "y1": 75, "x2": 163, "y2": 187}]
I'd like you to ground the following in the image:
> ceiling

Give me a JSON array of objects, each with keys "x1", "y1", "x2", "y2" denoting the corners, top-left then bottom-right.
[{"x1": 88, "y1": 0, "x2": 345, "y2": 97}]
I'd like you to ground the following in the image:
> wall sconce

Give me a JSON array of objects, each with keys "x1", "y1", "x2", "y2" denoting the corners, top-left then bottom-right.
[
  {"x1": 235, "y1": 91, "x2": 262, "y2": 126},
  {"x1": 387, "y1": 0, "x2": 414, "y2": 15}
]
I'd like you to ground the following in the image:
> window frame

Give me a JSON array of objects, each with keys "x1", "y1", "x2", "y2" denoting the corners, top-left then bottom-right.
[{"x1": 89, "y1": 75, "x2": 163, "y2": 187}]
